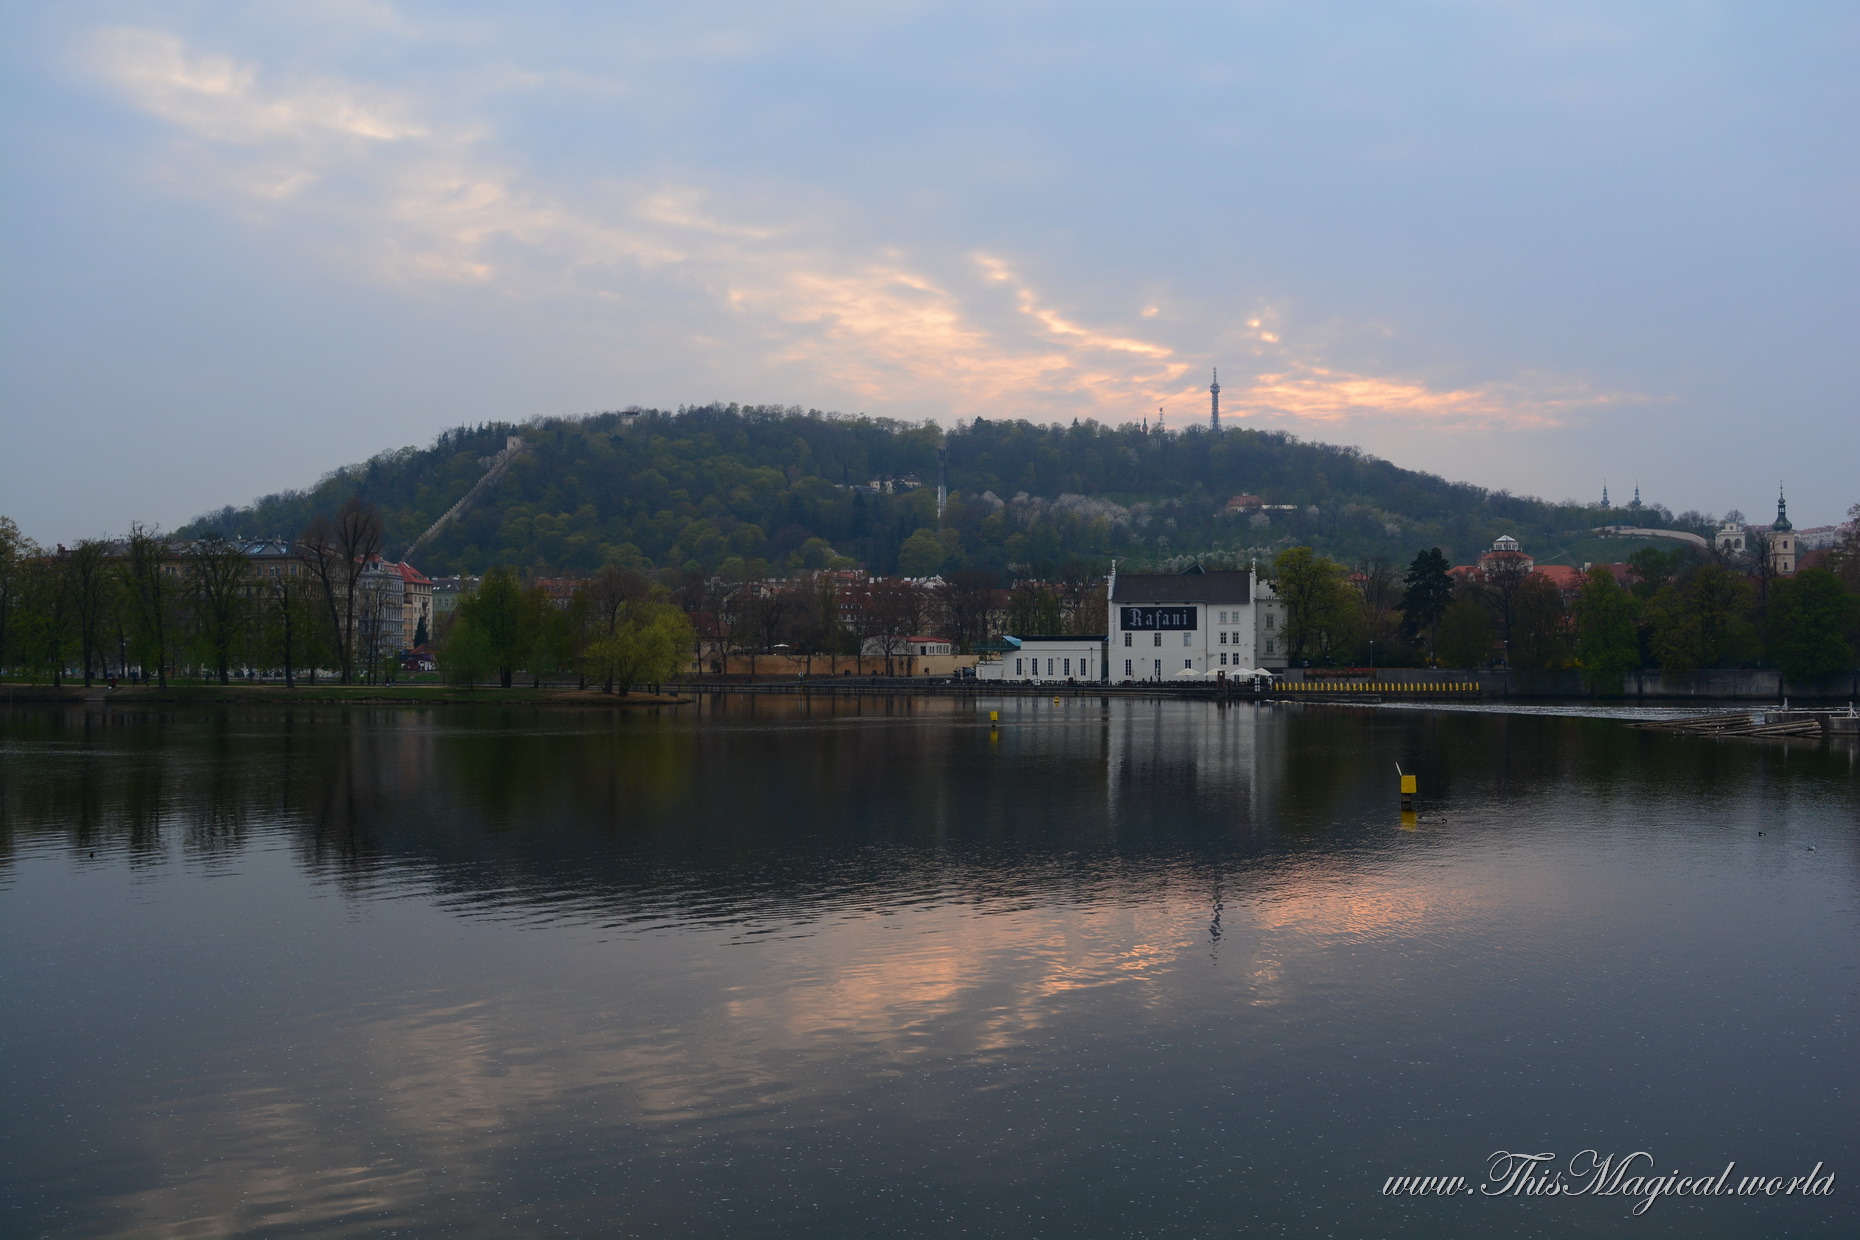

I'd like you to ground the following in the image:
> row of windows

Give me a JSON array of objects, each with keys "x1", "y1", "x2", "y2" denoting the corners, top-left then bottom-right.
[
  {"x1": 1013, "y1": 657, "x2": 1093, "y2": 677},
  {"x1": 1121, "y1": 630, "x2": 1258, "y2": 647}
]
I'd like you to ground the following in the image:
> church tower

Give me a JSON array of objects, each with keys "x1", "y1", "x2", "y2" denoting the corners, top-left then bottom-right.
[
  {"x1": 1769, "y1": 485, "x2": 1796, "y2": 577},
  {"x1": 1210, "y1": 368, "x2": 1221, "y2": 433}
]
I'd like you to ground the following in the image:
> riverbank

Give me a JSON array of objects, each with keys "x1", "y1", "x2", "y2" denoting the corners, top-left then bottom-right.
[{"x1": 0, "y1": 684, "x2": 690, "y2": 706}]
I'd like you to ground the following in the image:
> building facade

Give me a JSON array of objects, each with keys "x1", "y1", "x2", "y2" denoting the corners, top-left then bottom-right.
[
  {"x1": 975, "y1": 635, "x2": 1105, "y2": 683},
  {"x1": 1106, "y1": 565, "x2": 1286, "y2": 681}
]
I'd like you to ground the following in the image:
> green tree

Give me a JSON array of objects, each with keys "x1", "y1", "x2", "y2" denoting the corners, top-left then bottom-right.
[
  {"x1": 1626, "y1": 545, "x2": 1692, "y2": 600},
  {"x1": 1574, "y1": 566, "x2": 1640, "y2": 691},
  {"x1": 523, "y1": 586, "x2": 572, "y2": 687},
  {"x1": 1765, "y1": 569, "x2": 1858, "y2": 682},
  {"x1": 458, "y1": 567, "x2": 528, "y2": 688},
  {"x1": 581, "y1": 604, "x2": 694, "y2": 693},
  {"x1": 16, "y1": 554, "x2": 72, "y2": 684},
  {"x1": 1270, "y1": 547, "x2": 1361, "y2": 664},
  {"x1": 438, "y1": 615, "x2": 494, "y2": 687},
  {"x1": 1436, "y1": 598, "x2": 1494, "y2": 669},
  {"x1": 253, "y1": 574, "x2": 328, "y2": 688},
  {"x1": 1398, "y1": 547, "x2": 1453, "y2": 654},
  {"x1": 897, "y1": 528, "x2": 946, "y2": 577},
  {"x1": 1645, "y1": 562, "x2": 1756, "y2": 674},
  {"x1": 1509, "y1": 574, "x2": 1573, "y2": 670}
]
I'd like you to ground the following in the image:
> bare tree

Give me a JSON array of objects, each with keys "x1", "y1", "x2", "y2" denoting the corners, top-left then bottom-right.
[
  {"x1": 297, "y1": 497, "x2": 383, "y2": 683},
  {"x1": 936, "y1": 570, "x2": 1001, "y2": 653},
  {"x1": 1474, "y1": 555, "x2": 1534, "y2": 667},
  {"x1": 863, "y1": 578, "x2": 929, "y2": 675},
  {"x1": 1353, "y1": 555, "x2": 1400, "y2": 646},
  {"x1": 589, "y1": 564, "x2": 652, "y2": 636},
  {"x1": 122, "y1": 524, "x2": 176, "y2": 686},
  {"x1": 189, "y1": 535, "x2": 251, "y2": 684},
  {"x1": 1055, "y1": 564, "x2": 1107, "y2": 636},
  {"x1": 787, "y1": 572, "x2": 845, "y2": 675},
  {"x1": 66, "y1": 540, "x2": 116, "y2": 687}
]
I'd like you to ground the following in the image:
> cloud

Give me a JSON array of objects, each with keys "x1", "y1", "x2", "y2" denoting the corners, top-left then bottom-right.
[
  {"x1": 93, "y1": 28, "x2": 428, "y2": 146},
  {"x1": 1228, "y1": 364, "x2": 1635, "y2": 429},
  {"x1": 87, "y1": 25, "x2": 1635, "y2": 430}
]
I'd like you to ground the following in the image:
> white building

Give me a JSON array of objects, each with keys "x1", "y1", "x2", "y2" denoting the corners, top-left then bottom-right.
[
  {"x1": 975, "y1": 635, "x2": 1105, "y2": 683},
  {"x1": 860, "y1": 636, "x2": 952, "y2": 657},
  {"x1": 1106, "y1": 564, "x2": 1286, "y2": 682}
]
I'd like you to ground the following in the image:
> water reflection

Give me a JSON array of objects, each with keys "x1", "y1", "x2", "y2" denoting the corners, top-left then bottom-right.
[{"x1": 1, "y1": 698, "x2": 1856, "y2": 1239}]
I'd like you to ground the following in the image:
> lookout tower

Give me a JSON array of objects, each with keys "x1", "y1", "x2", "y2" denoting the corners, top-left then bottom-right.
[{"x1": 1210, "y1": 368, "x2": 1221, "y2": 433}]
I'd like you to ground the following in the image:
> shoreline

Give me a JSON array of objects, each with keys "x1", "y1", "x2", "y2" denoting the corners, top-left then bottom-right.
[{"x1": 0, "y1": 684, "x2": 691, "y2": 707}]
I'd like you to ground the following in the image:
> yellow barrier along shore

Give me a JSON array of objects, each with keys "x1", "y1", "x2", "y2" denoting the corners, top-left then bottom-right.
[{"x1": 1282, "y1": 681, "x2": 1479, "y2": 693}]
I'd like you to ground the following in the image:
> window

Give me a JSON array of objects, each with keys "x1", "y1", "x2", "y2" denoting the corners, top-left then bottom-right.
[
  {"x1": 1182, "y1": 632, "x2": 1192, "y2": 646},
  {"x1": 1220, "y1": 653, "x2": 1228, "y2": 665},
  {"x1": 1123, "y1": 632, "x2": 1131, "y2": 646},
  {"x1": 1153, "y1": 633, "x2": 1161, "y2": 647},
  {"x1": 1124, "y1": 659, "x2": 1133, "y2": 676},
  {"x1": 1153, "y1": 659, "x2": 1161, "y2": 676},
  {"x1": 1265, "y1": 614, "x2": 1275, "y2": 630},
  {"x1": 1047, "y1": 658, "x2": 1055, "y2": 676},
  {"x1": 1063, "y1": 658, "x2": 1071, "y2": 675},
  {"x1": 1015, "y1": 658, "x2": 1024, "y2": 675},
  {"x1": 1219, "y1": 632, "x2": 1227, "y2": 644},
  {"x1": 1265, "y1": 640, "x2": 1274, "y2": 654},
  {"x1": 1185, "y1": 659, "x2": 1193, "y2": 669}
]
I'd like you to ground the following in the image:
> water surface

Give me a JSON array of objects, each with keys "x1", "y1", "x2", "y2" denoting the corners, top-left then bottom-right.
[{"x1": 2, "y1": 697, "x2": 1855, "y2": 1238}]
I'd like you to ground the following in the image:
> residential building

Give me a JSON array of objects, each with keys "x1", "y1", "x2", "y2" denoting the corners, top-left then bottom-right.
[
  {"x1": 393, "y1": 562, "x2": 433, "y2": 649},
  {"x1": 533, "y1": 577, "x2": 588, "y2": 610},
  {"x1": 429, "y1": 576, "x2": 479, "y2": 618}
]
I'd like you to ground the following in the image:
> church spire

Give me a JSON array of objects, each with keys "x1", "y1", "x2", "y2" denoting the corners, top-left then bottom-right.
[
  {"x1": 1602, "y1": 480, "x2": 1609, "y2": 508},
  {"x1": 1210, "y1": 368, "x2": 1221, "y2": 433},
  {"x1": 1773, "y1": 483, "x2": 1792, "y2": 532}
]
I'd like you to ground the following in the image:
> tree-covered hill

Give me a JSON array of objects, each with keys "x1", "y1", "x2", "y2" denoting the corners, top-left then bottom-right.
[{"x1": 181, "y1": 404, "x2": 1688, "y2": 578}]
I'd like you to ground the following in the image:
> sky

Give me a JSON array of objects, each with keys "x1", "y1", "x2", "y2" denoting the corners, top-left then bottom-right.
[{"x1": 2, "y1": 0, "x2": 1855, "y2": 544}]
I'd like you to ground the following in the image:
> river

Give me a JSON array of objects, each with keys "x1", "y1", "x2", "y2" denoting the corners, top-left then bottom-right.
[{"x1": 2, "y1": 697, "x2": 1854, "y2": 1238}]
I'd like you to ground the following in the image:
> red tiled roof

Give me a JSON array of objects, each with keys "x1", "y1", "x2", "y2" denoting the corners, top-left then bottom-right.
[{"x1": 1533, "y1": 565, "x2": 1584, "y2": 590}]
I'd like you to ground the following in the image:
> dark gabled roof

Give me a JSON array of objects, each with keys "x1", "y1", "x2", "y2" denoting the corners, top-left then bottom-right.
[{"x1": 1110, "y1": 569, "x2": 1252, "y2": 603}]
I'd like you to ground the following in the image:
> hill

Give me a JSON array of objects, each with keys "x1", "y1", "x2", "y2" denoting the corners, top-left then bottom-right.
[{"x1": 182, "y1": 404, "x2": 1699, "y2": 578}]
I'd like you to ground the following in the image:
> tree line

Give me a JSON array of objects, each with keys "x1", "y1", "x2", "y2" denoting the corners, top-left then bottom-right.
[
  {"x1": 1267, "y1": 509, "x2": 1860, "y2": 683},
  {"x1": 9, "y1": 495, "x2": 1856, "y2": 690},
  {"x1": 0, "y1": 500, "x2": 411, "y2": 688}
]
